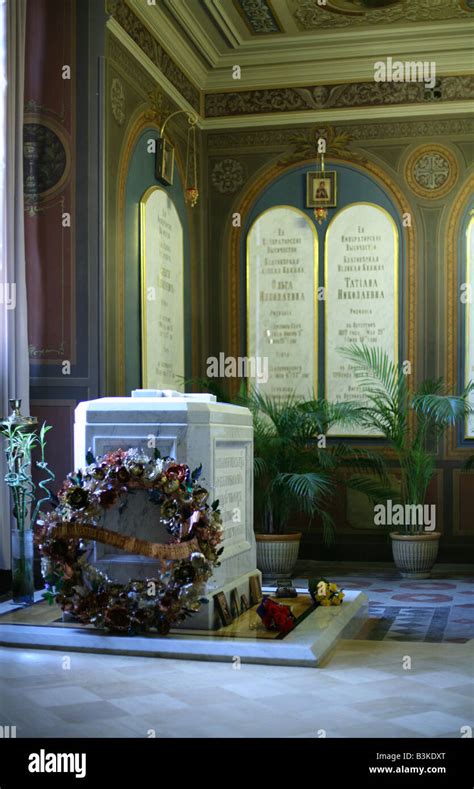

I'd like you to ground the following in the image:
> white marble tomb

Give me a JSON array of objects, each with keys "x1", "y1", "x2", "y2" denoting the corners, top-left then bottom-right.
[{"x1": 73, "y1": 390, "x2": 260, "y2": 629}]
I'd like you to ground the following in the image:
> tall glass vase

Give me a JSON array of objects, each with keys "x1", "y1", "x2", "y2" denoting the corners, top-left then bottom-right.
[{"x1": 11, "y1": 529, "x2": 35, "y2": 606}]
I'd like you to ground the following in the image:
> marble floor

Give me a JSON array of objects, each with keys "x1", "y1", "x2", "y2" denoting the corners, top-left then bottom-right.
[
  {"x1": 0, "y1": 639, "x2": 472, "y2": 738},
  {"x1": 0, "y1": 563, "x2": 472, "y2": 739}
]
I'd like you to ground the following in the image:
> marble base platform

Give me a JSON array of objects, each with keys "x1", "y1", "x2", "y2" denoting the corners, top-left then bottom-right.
[{"x1": 0, "y1": 591, "x2": 368, "y2": 667}]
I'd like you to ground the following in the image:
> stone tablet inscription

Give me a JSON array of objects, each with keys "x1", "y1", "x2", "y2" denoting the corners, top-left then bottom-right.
[
  {"x1": 141, "y1": 187, "x2": 184, "y2": 390},
  {"x1": 214, "y1": 445, "x2": 247, "y2": 546},
  {"x1": 325, "y1": 203, "x2": 398, "y2": 436},
  {"x1": 247, "y1": 206, "x2": 318, "y2": 402}
]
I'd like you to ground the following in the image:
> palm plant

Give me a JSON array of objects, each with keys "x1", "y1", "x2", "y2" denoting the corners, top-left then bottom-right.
[
  {"x1": 240, "y1": 389, "x2": 394, "y2": 545},
  {"x1": 340, "y1": 344, "x2": 473, "y2": 529}
]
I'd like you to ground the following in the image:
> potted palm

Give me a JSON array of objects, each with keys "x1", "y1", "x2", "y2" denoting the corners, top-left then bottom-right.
[
  {"x1": 1, "y1": 401, "x2": 54, "y2": 605},
  {"x1": 341, "y1": 345, "x2": 473, "y2": 578},
  {"x1": 243, "y1": 390, "x2": 393, "y2": 581}
]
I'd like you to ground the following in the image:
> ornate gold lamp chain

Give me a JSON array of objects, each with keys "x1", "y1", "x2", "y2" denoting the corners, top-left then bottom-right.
[
  {"x1": 314, "y1": 150, "x2": 328, "y2": 226},
  {"x1": 185, "y1": 118, "x2": 199, "y2": 208}
]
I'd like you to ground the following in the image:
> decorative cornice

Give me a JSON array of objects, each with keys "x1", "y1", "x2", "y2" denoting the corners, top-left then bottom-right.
[
  {"x1": 207, "y1": 117, "x2": 474, "y2": 152},
  {"x1": 107, "y1": 30, "x2": 155, "y2": 97},
  {"x1": 277, "y1": 125, "x2": 366, "y2": 167},
  {"x1": 106, "y1": 0, "x2": 200, "y2": 111},
  {"x1": 205, "y1": 75, "x2": 474, "y2": 118}
]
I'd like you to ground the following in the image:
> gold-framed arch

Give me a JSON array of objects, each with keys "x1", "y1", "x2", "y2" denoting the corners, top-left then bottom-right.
[
  {"x1": 445, "y1": 173, "x2": 474, "y2": 458},
  {"x1": 105, "y1": 105, "x2": 198, "y2": 395},
  {"x1": 227, "y1": 155, "x2": 417, "y2": 404}
]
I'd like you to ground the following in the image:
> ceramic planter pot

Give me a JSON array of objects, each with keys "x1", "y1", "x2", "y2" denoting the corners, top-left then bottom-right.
[
  {"x1": 390, "y1": 531, "x2": 441, "y2": 579},
  {"x1": 255, "y1": 533, "x2": 302, "y2": 582}
]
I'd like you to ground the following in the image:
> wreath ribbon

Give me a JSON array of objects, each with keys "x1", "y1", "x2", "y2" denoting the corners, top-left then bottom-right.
[{"x1": 50, "y1": 523, "x2": 201, "y2": 561}]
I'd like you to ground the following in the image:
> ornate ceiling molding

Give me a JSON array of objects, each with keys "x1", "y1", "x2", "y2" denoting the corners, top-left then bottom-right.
[
  {"x1": 205, "y1": 75, "x2": 474, "y2": 118},
  {"x1": 106, "y1": 0, "x2": 200, "y2": 111},
  {"x1": 234, "y1": 0, "x2": 282, "y2": 35},
  {"x1": 127, "y1": 0, "x2": 474, "y2": 91},
  {"x1": 207, "y1": 117, "x2": 474, "y2": 152},
  {"x1": 105, "y1": 1, "x2": 473, "y2": 128}
]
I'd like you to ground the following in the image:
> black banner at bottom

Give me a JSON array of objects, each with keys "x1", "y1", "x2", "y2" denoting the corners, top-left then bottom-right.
[{"x1": 0, "y1": 737, "x2": 471, "y2": 787}]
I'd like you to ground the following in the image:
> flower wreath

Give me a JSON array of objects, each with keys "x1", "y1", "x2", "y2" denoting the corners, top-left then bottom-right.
[{"x1": 35, "y1": 448, "x2": 223, "y2": 635}]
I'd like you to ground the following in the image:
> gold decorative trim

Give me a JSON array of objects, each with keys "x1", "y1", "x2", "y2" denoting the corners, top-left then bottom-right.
[{"x1": 404, "y1": 143, "x2": 458, "y2": 200}]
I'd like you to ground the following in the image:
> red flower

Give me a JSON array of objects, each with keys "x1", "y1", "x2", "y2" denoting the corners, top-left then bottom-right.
[
  {"x1": 103, "y1": 449, "x2": 126, "y2": 466},
  {"x1": 166, "y1": 464, "x2": 187, "y2": 482},
  {"x1": 257, "y1": 597, "x2": 295, "y2": 635}
]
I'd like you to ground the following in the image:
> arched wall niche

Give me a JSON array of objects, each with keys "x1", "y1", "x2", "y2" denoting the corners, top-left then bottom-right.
[
  {"x1": 445, "y1": 173, "x2": 474, "y2": 458},
  {"x1": 105, "y1": 107, "x2": 197, "y2": 395},
  {"x1": 227, "y1": 157, "x2": 416, "y2": 419}
]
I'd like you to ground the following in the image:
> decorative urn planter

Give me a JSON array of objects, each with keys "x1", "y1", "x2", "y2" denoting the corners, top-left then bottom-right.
[
  {"x1": 390, "y1": 532, "x2": 441, "y2": 579},
  {"x1": 255, "y1": 533, "x2": 302, "y2": 583}
]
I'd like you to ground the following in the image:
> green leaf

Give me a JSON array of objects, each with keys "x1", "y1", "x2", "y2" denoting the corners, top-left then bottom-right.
[
  {"x1": 42, "y1": 590, "x2": 56, "y2": 606},
  {"x1": 191, "y1": 464, "x2": 202, "y2": 481}
]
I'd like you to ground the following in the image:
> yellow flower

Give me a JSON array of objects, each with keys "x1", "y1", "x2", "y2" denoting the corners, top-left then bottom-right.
[
  {"x1": 332, "y1": 597, "x2": 342, "y2": 606},
  {"x1": 320, "y1": 598, "x2": 331, "y2": 606},
  {"x1": 329, "y1": 583, "x2": 338, "y2": 592}
]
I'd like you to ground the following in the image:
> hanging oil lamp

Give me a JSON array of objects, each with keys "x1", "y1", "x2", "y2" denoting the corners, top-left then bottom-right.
[
  {"x1": 184, "y1": 116, "x2": 199, "y2": 208},
  {"x1": 159, "y1": 110, "x2": 199, "y2": 208},
  {"x1": 314, "y1": 151, "x2": 328, "y2": 225}
]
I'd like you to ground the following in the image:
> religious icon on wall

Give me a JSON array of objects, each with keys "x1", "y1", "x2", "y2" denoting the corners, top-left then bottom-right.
[
  {"x1": 306, "y1": 171, "x2": 337, "y2": 208},
  {"x1": 156, "y1": 136, "x2": 174, "y2": 186}
]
